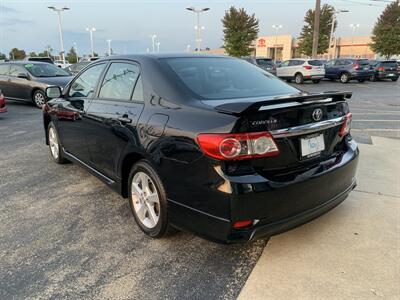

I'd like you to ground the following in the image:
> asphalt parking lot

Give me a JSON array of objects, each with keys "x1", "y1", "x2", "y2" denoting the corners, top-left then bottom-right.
[{"x1": 0, "y1": 80, "x2": 399, "y2": 299}]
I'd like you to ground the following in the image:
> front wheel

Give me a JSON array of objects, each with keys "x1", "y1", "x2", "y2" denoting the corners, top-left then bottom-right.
[
  {"x1": 33, "y1": 90, "x2": 46, "y2": 109},
  {"x1": 391, "y1": 77, "x2": 398, "y2": 82},
  {"x1": 294, "y1": 73, "x2": 304, "y2": 84},
  {"x1": 339, "y1": 73, "x2": 350, "y2": 83},
  {"x1": 128, "y1": 160, "x2": 176, "y2": 238},
  {"x1": 48, "y1": 122, "x2": 68, "y2": 164}
]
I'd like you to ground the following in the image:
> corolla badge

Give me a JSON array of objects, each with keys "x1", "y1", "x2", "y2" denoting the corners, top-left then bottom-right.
[{"x1": 312, "y1": 108, "x2": 323, "y2": 121}]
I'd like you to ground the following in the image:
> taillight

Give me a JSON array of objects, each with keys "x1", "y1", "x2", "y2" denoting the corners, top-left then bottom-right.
[
  {"x1": 352, "y1": 62, "x2": 360, "y2": 69},
  {"x1": 197, "y1": 132, "x2": 279, "y2": 160},
  {"x1": 339, "y1": 113, "x2": 352, "y2": 137},
  {"x1": 377, "y1": 67, "x2": 385, "y2": 71},
  {"x1": 233, "y1": 220, "x2": 253, "y2": 229},
  {"x1": 303, "y1": 65, "x2": 312, "y2": 70}
]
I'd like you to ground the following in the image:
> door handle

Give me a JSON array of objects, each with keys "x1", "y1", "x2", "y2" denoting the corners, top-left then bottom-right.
[{"x1": 118, "y1": 116, "x2": 132, "y2": 124}]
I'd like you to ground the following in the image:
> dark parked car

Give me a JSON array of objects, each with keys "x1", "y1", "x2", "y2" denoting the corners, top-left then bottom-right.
[
  {"x1": 241, "y1": 57, "x2": 276, "y2": 75},
  {"x1": 64, "y1": 61, "x2": 91, "y2": 75},
  {"x1": 324, "y1": 58, "x2": 373, "y2": 83},
  {"x1": 43, "y1": 54, "x2": 359, "y2": 243},
  {"x1": 0, "y1": 90, "x2": 6, "y2": 113},
  {"x1": 369, "y1": 60, "x2": 399, "y2": 82},
  {"x1": 0, "y1": 62, "x2": 73, "y2": 108},
  {"x1": 25, "y1": 57, "x2": 54, "y2": 64}
]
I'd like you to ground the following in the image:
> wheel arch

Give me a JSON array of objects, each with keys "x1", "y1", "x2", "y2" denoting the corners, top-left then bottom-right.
[
  {"x1": 31, "y1": 87, "x2": 45, "y2": 100},
  {"x1": 120, "y1": 151, "x2": 146, "y2": 198}
]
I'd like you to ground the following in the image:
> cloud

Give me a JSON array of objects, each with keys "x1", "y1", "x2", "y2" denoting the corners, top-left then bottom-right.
[
  {"x1": 0, "y1": 5, "x2": 18, "y2": 13},
  {"x1": 0, "y1": 18, "x2": 34, "y2": 26}
]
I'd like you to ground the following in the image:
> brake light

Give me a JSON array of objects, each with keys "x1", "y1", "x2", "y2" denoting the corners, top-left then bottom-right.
[
  {"x1": 352, "y1": 62, "x2": 360, "y2": 69},
  {"x1": 197, "y1": 132, "x2": 279, "y2": 160},
  {"x1": 377, "y1": 67, "x2": 385, "y2": 71},
  {"x1": 303, "y1": 65, "x2": 312, "y2": 70},
  {"x1": 233, "y1": 220, "x2": 253, "y2": 229},
  {"x1": 339, "y1": 113, "x2": 352, "y2": 137}
]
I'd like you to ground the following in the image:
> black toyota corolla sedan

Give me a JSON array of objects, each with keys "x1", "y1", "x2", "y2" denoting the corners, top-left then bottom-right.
[
  {"x1": 0, "y1": 61, "x2": 73, "y2": 108},
  {"x1": 42, "y1": 54, "x2": 359, "y2": 243}
]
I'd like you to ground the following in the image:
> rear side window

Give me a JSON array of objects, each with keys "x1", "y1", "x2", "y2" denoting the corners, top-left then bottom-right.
[
  {"x1": 308, "y1": 60, "x2": 323, "y2": 66},
  {"x1": 69, "y1": 63, "x2": 105, "y2": 98},
  {"x1": 357, "y1": 59, "x2": 370, "y2": 66},
  {"x1": 9, "y1": 65, "x2": 27, "y2": 77},
  {"x1": 99, "y1": 62, "x2": 140, "y2": 100},
  {"x1": 162, "y1": 57, "x2": 298, "y2": 100},
  {"x1": 381, "y1": 61, "x2": 397, "y2": 67},
  {"x1": 0, "y1": 64, "x2": 9, "y2": 75}
]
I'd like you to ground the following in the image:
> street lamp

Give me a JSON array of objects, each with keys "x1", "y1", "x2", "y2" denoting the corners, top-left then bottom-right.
[
  {"x1": 73, "y1": 42, "x2": 78, "y2": 63},
  {"x1": 328, "y1": 10, "x2": 349, "y2": 59},
  {"x1": 350, "y1": 24, "x2": 360, "y2": 57},
  {"x1": 86, "y1": 26, "x2": 96, "y2": 57},
  {"x1": 272, "y1": 24, "x2": 282, "y2": 62},
  {"x1": 156, "y1": 42, "x2": 160, "y2": 53},
  {"x1": 150, "y1": 34, "x2": 157, "y2": 53},
  {"x1": 106, "y1": 39, "x2": 112, "y2": 56},
  {"x1": 186, "y1": 7, "x2": 210, "y2": 51},
  {"x1": 48, "y1": 6, "x2": 69, "y2": 64}
]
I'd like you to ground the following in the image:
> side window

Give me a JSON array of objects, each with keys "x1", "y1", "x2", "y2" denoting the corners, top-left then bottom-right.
[
  {"x1": 334, "y1": 60, "x2": 343, "y2": 66},
  {"x1": 325, "y1": 60, "x2": 334, "y2": 67},
  {"x1": 280, "y1": 60, "x2": 290, "y2": 67},
  {"x1": 131, "y1": 75, "x2": 144, "y2": 102},
  {"x1": 69, "y1": 63, "x2": 105, "y2": 98},
  {"x1": 288, "y1": 60, "x2": 298, "y2": 66},
  {"x1": 0, "y1": 64, "x2": 10, "y2": 75},
  {"x1": 99, "y1": 62, "x2": 140, "y2": 101},
  {"x1": 9, "y1": 65, "x2": 27, "y2": 77}
]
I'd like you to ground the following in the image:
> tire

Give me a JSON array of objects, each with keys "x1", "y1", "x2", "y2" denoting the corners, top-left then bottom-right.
[
  {"x1": 357, "y1": 78, "x2": 365, "y2": 83},
  {"x1": 32, "y1": 90, "x2": 46, "y2": 109},
  {"x1": 312, "y1": 79, "x2": 321, "y2": 84},
  {"x1": 294, "y1": 73, "x2": 304, "y2": 84},
  {"x1": 339, "y1": 73, "x2": 350, "y2": 83},
  {"x1": 370, "y1": 75, "x2": 377, "y2": 82},
  {"x1": 391, "y1": 77, "x2": 398, "y2": 82},
  {"x1": 128, "y1": 160, "x2": 176, "y2": 238},
  {"x1": 47, "y1": 122, "x2": 68, "y2": 164}
]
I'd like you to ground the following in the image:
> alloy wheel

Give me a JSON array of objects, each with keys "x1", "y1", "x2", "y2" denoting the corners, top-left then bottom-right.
[
  {"x1": 131, "y1": 172, "x2": 160, "y2": 229},
  {"x1": 340, "y1": 73, "x2": 349, "y2": 83},
  {"x1": 48, "y1": 127, "x2": 59, "y2": 159},
  {"x1": 34, "y1": 92, "x2": 45, "y2": 108}
]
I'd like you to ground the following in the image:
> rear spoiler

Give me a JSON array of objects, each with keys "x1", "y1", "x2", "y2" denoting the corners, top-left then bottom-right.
[{"x1": 207, "y1": 91, "x2": 352, "y2": 115}]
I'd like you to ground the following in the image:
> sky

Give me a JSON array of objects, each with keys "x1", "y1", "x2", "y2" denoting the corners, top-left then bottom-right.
[{"x1": 0, "y1": 0, "x2": 387, "y2": 57}]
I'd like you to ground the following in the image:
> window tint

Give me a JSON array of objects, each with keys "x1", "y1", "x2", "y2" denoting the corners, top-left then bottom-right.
[
  {"x1": 308, "y1": 60, "x2": 323, "y2": 66},
  {"x1": 0, "y1": 64, "x2": 9, "y2": 75},
  {"x1": 131, "y1": 75, "x2": 144, "y2": 102},
  {"x1": 163, "y1": 57, "x2": 299, "y2": 100},
  {"x1": 69, "y1": 63, "x2": 105, "y2": 98},
  {"x1": 99, "y1": 63, "x2": 140, "y2": 100},
  {"x1": 9, "y1": 65, "x2": 27, "y2": 76}
]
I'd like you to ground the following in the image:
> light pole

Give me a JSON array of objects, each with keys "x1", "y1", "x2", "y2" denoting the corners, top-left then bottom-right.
[
  {"x1": 106, "y1": 39, "x2": 112, "y2": 56},
  {"x1": 272, "y1": 24, "x2": 282, "y2": 62},
  {"x1": 156, "y1": 42, "x2": 160, "y2": 52},
  {"x1": 328, "y1": 10, "x2": 349, "y2": 59},
  {"x1": 86, "y1": 26, "x2": 96, "y2": 57},
  {"x1": 48, "y1": 6, "x2": 69, "y2": 64},
  {"x1": 186, "y1": 7, "x2": 210, "y2": 51},
  {"x1": 73, "y1": 42, "x2": 78, "y2": 63},
  {"x1": 349, "y1": 24, "x2": 360, "y2": 57},
  {"x1": 150, "y1": 34, "x2": 157, "y2": 53}
]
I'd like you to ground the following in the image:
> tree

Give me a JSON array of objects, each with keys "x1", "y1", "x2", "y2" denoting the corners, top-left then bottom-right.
[
  {"x1": 222, "y1": 6, "x2": 259, "y2": 57},
  {"x1": 66, "y1": 47, "x2": 78, "y2": 63},
  {"x1": 371, "y1": 1, "x2": 400, "y2": 59},
  {"x1": 0, "y1": 53, "x2": 6, "y2": 60},
  {"x1": 298, "y1": 4, "x2": 336, "y2": 56},
  {"x1": 29, "y1": 52, "x2": 38, "y2": 57},
  {"x1": 9, "y1": 48, "x2": 26, "y2": 60}
]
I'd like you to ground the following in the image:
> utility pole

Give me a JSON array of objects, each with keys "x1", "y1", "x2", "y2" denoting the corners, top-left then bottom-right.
[
  {"x1": 48, "y1": 6, "x2": 69, "y2": 64},
  {"x1": 150, "y1": 34, "x2": 157, "y2": 53},
  {"x1": 86, "y1": 27, "x2": 96, "y2": 57},
  {"x1": 311, "y1": 0, "x2": 321, "y2": 58},
  {"x1": 106, "y1": 39, "x2": 112, "y2": 56},
  {"x1": 272, "y1": 25, "x2": 282, "y2": 62},
  {"x1": 186, "y1": 7, "x2": 210, "y2": 52},
  {"x1": 328, "y1": 9, "x2": 349, "y2": 59}
]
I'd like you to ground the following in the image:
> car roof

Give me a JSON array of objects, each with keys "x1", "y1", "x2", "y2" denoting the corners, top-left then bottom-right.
[
  {"x1": 93, "y1": 53, "x2": 231, "y2": 63},
  {"x1": 0, "y1": 61, "x2": 50, "y2": 65}
]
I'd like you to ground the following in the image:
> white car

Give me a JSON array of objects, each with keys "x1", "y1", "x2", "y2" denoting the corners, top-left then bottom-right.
[
  {"x1": 276, "y1": 59, "x2": 325, "y2": 84},
  {"x1": 54, "y1": 60, "x2": 71, "y2": 69}
]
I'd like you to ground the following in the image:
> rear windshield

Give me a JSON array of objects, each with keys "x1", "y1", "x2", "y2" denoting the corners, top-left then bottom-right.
[
  {"x1": 162, "y1": 57, "x2": 298, "y2": 100},
  {"x1": 256, "y1": 59, "x2": 274, "y2": 66},
  {"x1": 357, "y1": 59, "x2": 370, "y2": 65},
  {"x1": 308, "y1": 60, "x2": 323, "y2": 66},
  {"x1": 381, "y1": 61, "x2": 398, "y2": 67}
]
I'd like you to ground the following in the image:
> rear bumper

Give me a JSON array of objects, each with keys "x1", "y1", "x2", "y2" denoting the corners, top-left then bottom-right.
[
  {"x1": 350, "y1": 71, "x2": 373, "y2": 79},
  {"x1": 376, "y1": 72, "x2": 399, "y2": 79},
  {"x1": 168, "y1": 138, "x2": 359, "y2": 243}
]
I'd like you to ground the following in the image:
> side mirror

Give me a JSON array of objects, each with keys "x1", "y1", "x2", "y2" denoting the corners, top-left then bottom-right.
[
  {"x1": 46, "y1": 86, "x2": 62, "y2": 99},
  {"x1": 17, "y1": 73, "x2": 29, "y2": 79}
]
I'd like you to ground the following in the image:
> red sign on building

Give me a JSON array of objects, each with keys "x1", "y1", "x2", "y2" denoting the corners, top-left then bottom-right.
[{"x1": 257, "y1": 38, "x2": 266, "y2": 47}]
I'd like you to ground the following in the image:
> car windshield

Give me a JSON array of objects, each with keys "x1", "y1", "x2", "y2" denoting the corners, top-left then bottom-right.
[
  {"x1": 25, "y1": 63, "x2": 70, "y2": 77},
  {"x1": 162, "y1": 57, "x2": 298, "y2": 100},
  {"x1": 381, "y1": 61, "x2": 397, "y2": 67},
  {"x1": 256, "y1": 59, "x2": 273, "y2": 66},
  {"x1": 308, "y1": 60, "x2": 323, "y2": 66}
]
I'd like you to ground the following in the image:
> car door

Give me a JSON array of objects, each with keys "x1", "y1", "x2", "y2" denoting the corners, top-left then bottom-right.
[
  {"x1": 84, "y1": 61, "x2": 144, "y2": 179},
  {"x1": 0, "y1": 64, "x2": 11, "y2": 95},
  {"x1": 8, "y1": 64, "x2": 31, "y2": 100},
  {"x1": 276, "y1": 60, "x2": 290, "y2": 78},
  {"x1": 324, "y1": 60, "x2": 335, "y2": 78},
  {"x1": 57, "y1": 62, "x2": 107, "y2": 163}
]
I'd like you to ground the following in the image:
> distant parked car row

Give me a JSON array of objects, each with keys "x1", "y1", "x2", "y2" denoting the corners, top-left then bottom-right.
[{"x1": 243, "y1": 57, "x2": 399, "y2": 84}]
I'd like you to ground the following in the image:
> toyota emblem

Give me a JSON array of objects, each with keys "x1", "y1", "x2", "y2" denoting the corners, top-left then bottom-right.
[{"x1": 312, "y1": 108, "x2": 323, "y2": 121}]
